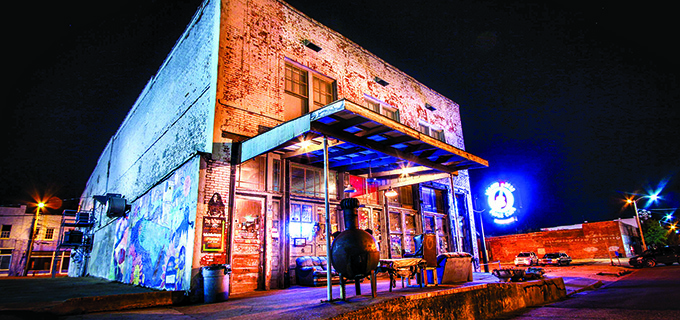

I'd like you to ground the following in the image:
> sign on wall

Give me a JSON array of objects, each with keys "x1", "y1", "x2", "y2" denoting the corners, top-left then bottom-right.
[
  {"x1": 202, "y1": 217, "x2": 225, "y2": 252},
  {"x1": 485, "y1": 181, "x2": 518, "y2": 225}
]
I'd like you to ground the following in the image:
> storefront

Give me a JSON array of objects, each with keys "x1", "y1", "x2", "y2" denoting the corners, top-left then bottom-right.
[{"x1": 228, "y1": 99, "x2": 487, "y2": 292}]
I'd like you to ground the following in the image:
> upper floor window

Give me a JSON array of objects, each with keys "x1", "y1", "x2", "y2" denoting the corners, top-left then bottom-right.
[
  {"x1": 388, "y1": 185, "x2": 414, "y2": 209},
  {"x1": 290, "y1": 164, "x2": 337, "y2": 198},
  {"x1": 44, "y1": 228, "x2": 55, "y2": 240},
  {"x1": 284, "y1": 62, "x2": 335, "y2": 121},
  {"x1": 418, "y1": 122, "x2": 445, "y2": 142},
  {"x1": 0, "y1": 225, "x2": 10, "y2": 239},
  {"x1": 422, "y1": 187, "x2": 446, "y2": 213},
  {"x1": 236, "y1": 156, "x2": 266, "y2": 191},
  {"x1": 0, "y1": 249, "x2": 11, "y2": 270},
  {"x1": 365, "y1": 98, "x2": 400, "y2": 122}
]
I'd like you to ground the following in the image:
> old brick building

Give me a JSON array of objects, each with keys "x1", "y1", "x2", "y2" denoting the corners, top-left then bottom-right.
[
  {"x1": 73, "y1": 0, "x2": 488, "y2": 298},
  {"x1": 485, "y1": 219, "x2": 641, "y2": 263},
  {"x1": 0, "y1": 205, "x2": 71, "y2": 277}
]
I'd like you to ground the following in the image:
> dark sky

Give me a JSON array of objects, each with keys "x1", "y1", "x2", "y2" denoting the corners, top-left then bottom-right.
[{"x1": 3, "y1": 0, "x2": 679, "y2": 234}]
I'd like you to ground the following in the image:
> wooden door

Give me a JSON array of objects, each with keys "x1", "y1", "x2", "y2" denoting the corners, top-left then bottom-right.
[
  {"x1": 232, "y1": 196, "x2": 265, "y2": 294},
  {"x1": 269, "y1": 199, "x2": 282, "y2": 289}
]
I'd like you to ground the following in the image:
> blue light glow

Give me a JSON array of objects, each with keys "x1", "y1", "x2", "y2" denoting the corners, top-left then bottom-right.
[{"x1": 486, "y1": 181, "x2": 517, "y2": 224}]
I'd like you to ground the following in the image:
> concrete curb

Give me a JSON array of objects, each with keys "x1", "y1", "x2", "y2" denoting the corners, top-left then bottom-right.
[
  {"x1": 566, "y1": 280, "x2": 603, "y2": 297},
  {"x1": 31, "y1": 291, "x2": 187, "y2": 317}
]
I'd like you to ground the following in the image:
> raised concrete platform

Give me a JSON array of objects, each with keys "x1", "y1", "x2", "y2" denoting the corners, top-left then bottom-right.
[{"x1": 0, "y1": 272, "x2": 576, "y2": 320}]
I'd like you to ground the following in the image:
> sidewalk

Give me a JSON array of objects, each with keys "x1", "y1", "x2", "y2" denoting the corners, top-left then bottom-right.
[{"x1": 0, "y1": 260, "x2": 630, "y2": 319}]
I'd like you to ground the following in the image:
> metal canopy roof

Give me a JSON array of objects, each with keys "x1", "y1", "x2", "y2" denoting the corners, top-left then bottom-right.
[{"x1": 240, "y1": 99, "x2": 488, "y2": 187}]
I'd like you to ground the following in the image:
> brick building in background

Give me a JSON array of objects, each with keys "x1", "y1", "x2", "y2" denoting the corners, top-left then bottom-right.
[
  {"x1": 72, "y1": 0, "x2": 488, "y2": 299},
  {"x1": 0, "y1": 205, "x2": 71, "y2": 277},
  {"x1": 485, "y1": 218, "x2": 641, "y2": 263}
]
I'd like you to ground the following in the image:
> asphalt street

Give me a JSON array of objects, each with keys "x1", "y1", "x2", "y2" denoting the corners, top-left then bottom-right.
[{"x1": 503, "y1": 265, "x2": 680, "y2": 319}]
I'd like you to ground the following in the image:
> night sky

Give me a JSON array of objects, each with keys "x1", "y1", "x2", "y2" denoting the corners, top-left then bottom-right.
[{"x1": 4, "y1": 0, "x2": 678, "y2": 235}]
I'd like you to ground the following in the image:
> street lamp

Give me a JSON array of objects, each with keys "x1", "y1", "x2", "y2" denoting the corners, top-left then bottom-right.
[
  {"x1": 23, "y1": 202, "x2": 45, "y2": 276},
  {"x1": 626, "y1": 194, "x2": 659, "y2": 252}
]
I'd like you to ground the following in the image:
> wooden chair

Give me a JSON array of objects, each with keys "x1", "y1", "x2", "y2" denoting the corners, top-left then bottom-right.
[{"x1": 406, "y1": 233, "x2": 438, "y2": 287}]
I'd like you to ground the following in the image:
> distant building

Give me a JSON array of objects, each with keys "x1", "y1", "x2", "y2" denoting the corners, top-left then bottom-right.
[
  {"x1": 0, "y1": 205, "x2": 71, "y2": 276},
  {"x1": 485, "y1": 218, "x2": 641, "y2": 262},
  {"x1": 72, "y1": 0, "x2": 488, "y2": 298}
]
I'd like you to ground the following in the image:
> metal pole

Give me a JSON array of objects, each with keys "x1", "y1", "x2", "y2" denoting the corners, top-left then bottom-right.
[
  {"x1": 23, "y1": 206, "x2": 40, "y2": 276},
  {"x1": 633, "y1": 200, "x2": 647, "y2": 252},
  {"x1": 477, "y1": 209, "x2": 490, "y2": 273},
  {"x1": 51, "y1": 211, "x2": 66, "y2": 278},
  {"x1": 323, "y1": 135, "x2": 333, "y2": 302},
  {"x1": 448, "y1": 174, "x2": 463, "y2": 252}
]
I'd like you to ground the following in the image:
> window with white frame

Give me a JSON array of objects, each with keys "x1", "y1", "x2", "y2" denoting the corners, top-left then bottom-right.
[
  {"x1": 365, "y1": 98, "x2": 400, "y2": 122},
  {"x1": 418, "y1": 122, "x2": 445, "y2": 142},
  {"x1": 284, "y1": 62, "x2": 335, "y2": 120}
]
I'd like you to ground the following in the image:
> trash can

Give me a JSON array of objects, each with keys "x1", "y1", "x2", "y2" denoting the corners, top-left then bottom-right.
[{"x1": 202, "y1": 264, "x2": 231, "y2": 303}]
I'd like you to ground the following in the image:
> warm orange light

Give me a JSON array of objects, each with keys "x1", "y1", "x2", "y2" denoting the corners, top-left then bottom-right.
[{"x1": 30, "y1": 191, "x2": 62, "y2": 211}]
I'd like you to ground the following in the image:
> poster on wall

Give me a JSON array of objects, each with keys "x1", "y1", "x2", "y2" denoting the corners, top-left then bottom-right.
[{"x1": 202, "y1": 217, "x2": 225, "y2": 252}]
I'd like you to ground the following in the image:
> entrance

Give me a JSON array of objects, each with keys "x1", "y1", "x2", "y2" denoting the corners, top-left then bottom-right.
[{"x1": 232, "y1": 196, "x2": 265, "y2": 294}]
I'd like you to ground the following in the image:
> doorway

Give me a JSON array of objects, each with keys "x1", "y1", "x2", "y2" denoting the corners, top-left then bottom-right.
[{"x1": 232, "y1": 196, "x2": 265, "y2": 294}]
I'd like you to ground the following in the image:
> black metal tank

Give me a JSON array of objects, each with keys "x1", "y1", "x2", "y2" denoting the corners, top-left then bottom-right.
[{"x1": 330, "y1": 198, "x2": 380, "y2": 280}]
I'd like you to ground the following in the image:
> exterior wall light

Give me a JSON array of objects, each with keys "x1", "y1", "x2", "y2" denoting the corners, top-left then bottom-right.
[
  {"x1": 385, "y1": 188, "x2": 398, "y2": 197},
  {"x1": 344, "y1": 185, "x2": 357, "y2": 193}
]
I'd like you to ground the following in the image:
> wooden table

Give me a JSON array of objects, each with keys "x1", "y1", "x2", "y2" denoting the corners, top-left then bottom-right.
[{"x1": 372, "y1": 258, "x2": 426, "y2": 294}]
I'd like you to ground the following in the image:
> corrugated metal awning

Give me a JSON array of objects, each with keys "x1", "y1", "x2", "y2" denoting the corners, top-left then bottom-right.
[{"x1": 240, "y1": 99, "x2": 488, "y2": 188}]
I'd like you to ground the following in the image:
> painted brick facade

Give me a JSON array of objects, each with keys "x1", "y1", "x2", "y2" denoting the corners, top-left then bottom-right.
[
  {"x1": 485, "y1": 220, "x2": 640, "y2": 262},
  {"x1": 213, "y1": 0, "x2": 466, "y2": 150},
  {"x1": 75, "y1": 0, "x2": 219, "y2": 289},
  {"x1": 77, "y1": 0, "x2": 484, "y2": 297}
]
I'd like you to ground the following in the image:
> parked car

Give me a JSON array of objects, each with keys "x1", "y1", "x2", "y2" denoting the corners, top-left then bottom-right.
[
  {"x1": 539, "y1": 252, "x2": 572, "y2": 266},
  {"x1": 629, "y1": 246, "x2": 680, "y2": 268},
  {"x1": 514, "y1": 252, "x2": 539, "y2": 266}
]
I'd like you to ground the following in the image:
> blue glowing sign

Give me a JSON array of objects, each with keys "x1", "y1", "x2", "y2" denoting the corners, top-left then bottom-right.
[{"x1": 486, "y1": 181, "x2": 518, "y2": 224}]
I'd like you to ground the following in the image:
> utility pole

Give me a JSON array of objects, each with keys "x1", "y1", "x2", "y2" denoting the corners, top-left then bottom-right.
[{"x1": 23, "y1": 203, "x2": 44, "y2": 276}]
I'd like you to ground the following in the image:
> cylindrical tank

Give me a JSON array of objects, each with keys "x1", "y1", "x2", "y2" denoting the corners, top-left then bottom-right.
[{"x1": 330, "y1": 198, "x2": 380, "y2": 279}]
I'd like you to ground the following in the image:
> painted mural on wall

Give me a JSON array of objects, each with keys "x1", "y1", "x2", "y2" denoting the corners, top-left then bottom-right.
[{"x1": 111, "y1": 158, "x2": 199, "y2": 291}]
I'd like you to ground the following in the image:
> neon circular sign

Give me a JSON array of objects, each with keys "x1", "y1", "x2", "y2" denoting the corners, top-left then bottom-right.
[{"x1": 485, "y1": 181, "x2": 517, "y2": 224}]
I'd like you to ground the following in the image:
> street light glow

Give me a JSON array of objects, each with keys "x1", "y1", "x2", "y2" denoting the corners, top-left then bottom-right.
[{"x1": 626, "y1": 193, "x2": 661, "y2": 252}]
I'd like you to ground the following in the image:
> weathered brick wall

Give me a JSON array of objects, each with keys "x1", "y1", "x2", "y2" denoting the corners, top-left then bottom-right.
[
  {"x1": 486, "y1": 221, "x2": 629, "y2": 262},
  {"x1": 214, "y1": 0, "x2": 466, "y2": 150},
  {"x1": 210, "y1": 0, "x2": 479, "y2": 271},
  {"x1": 78, "y1": 0, "x2": 218, "y2": 283},
  {"x1": 194, "y1": 157, "x2": 233, "y2": 267}
]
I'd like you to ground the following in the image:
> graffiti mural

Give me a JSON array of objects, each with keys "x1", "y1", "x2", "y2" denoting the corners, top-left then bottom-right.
[{"x1": 111, "y1": 157, "x2": 198, "y2": 291}]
